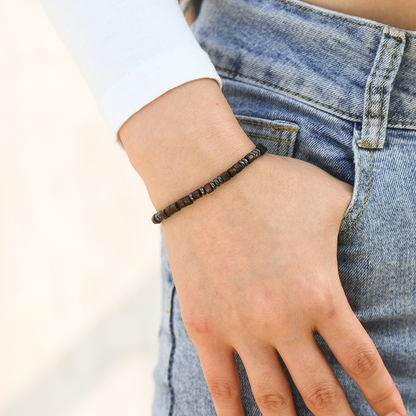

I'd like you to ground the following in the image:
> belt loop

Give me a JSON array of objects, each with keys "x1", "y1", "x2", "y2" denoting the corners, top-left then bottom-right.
[{"x1": 359, "y1": 26, "x2": 406, "y2": 149}]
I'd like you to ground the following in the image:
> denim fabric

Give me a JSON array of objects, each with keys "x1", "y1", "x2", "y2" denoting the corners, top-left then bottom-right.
[{"x1": 153, "y1": 0, "x2": 416, "y2": 414}]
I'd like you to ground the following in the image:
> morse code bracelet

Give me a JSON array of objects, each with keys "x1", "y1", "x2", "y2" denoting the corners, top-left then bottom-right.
[{"x1": 151, "y1": 143, "x2": 267, "y2": 224}]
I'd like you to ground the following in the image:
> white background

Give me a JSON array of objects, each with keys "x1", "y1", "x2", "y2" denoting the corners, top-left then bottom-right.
[{"x1": 0, "y1": 1, "x2": 162, "y2": 415}]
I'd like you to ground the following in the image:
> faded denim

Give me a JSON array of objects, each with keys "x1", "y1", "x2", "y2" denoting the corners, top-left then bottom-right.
[{"x1": 153, "y1": 0, "x2": 416, "y2": 414}]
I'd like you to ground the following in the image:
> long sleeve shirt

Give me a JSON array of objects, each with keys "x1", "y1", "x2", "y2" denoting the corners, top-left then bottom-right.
[{"x1": 39, "y1": 0, "x2": 221, "y2": 139}]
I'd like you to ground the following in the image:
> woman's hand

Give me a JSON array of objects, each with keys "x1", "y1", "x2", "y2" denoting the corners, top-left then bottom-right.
[
  {"x1": 119, "y1": 79, "x2": 406, "y2": 416},
  {"x1": 162, "y1": 153, "x2": 404, "y2": 416}
]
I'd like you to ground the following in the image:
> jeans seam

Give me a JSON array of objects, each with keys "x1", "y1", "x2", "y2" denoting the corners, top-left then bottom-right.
[
  {"x1": 167, "y1": 286, "x2": 177, "y2": 416},
  {"x1": 341, "y1": 148, "x2": 362, "y2": 224},
  {"x1": 238, "y1": 119, "x2": 299, "y2": 133},
  {"x1": 364, "y1": 32, "x2": 389, "y2": 146},
  {"x1": 217, "y1": 66, "x2": 360, "y2": 119},
  {"x1": 389, "y1": 121, "x2": 416, "y2": 126},
  {"x1": 244, "y1": 132, "x2": 295, "y2": 144},
  {"x1": 219, "y1": 67, "x2": 415, "y2": 127},
  {"x1": 375, "y1": 40, "x2": 402, "y2": 147},
  {"x1": 340, "y1": 149, "x2": 374, "y2": 234}
]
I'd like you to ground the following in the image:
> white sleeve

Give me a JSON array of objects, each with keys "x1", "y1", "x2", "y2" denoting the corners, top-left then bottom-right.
[{"x1": 39, "y1": 0, "x2": 221, "y2": 140}]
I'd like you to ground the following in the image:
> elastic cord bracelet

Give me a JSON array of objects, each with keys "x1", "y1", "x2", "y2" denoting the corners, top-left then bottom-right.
[{"x1": 151, "y1": 144, "x2": 267, "y2": 224}]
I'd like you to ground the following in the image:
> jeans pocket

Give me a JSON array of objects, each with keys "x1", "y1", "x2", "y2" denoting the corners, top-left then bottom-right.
[
  {"x1": 235, "y1": 114, "x2": 299, "y2": 157},
  {"x1": 339, "y1": 123, "x2": 375, "y2": 235}
]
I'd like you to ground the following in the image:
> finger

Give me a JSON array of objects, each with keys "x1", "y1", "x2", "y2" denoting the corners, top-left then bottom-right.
[
  {"x1": 318, "y1": 304, "x2": 407, "y2": 416},
  {"x1": 278, "y1": 337, "x2": 355, "y2": 415},
  {"x1": 238, "y1": 344, "x2": 296, "y2": 415},
  {"x1": 198, "y1": 346, "x2": 245, "y2": 416}
]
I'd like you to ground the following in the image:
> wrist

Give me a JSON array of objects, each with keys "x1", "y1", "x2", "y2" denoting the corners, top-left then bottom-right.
[
  {"x1": 118, "y1": 78, "x2": 253, "y2": 208},
  {"x1": 151, "y1": 144, "x2": 267, "y2": 224}
]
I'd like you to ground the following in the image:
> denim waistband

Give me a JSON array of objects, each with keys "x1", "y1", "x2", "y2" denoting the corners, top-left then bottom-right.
[{"x1": 194, "y1": 0, "x2": 416, "y2": 138}]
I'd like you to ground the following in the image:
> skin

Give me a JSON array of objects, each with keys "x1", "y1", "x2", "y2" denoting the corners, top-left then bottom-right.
[
  {"x1": 119, "y1": 2, "x2": 414, "y2": 415},
  {"x1": 303, "y1": 0, "x2": 416, "y2": 31}
]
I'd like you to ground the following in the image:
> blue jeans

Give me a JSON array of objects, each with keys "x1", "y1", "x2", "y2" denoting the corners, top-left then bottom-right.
[{"x1": 153, "y1": 0, "x2": 416, "y2": 414}]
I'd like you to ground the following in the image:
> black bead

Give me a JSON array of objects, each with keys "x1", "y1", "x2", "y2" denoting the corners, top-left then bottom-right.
[
  {"x1": 256, "y1": 143, "x2": 267, "y2": 154},
  {"x1": 152, "y1": 213, "x2": 161, "y2": 224}
]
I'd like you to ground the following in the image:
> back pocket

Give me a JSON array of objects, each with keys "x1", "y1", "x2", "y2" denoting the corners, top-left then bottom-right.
[{"x1": 235, "y1": 115, "x2": 299, "y2": 157}]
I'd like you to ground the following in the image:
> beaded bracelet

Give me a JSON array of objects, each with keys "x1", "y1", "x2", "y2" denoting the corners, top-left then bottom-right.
[{"x1": 151, "y1": 143, "x2": 267, "y2": 224}]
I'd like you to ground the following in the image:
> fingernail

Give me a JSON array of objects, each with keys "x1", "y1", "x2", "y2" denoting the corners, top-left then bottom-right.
[{"x1": 386, "y1": 413, "x2": 401, "y2": 416}]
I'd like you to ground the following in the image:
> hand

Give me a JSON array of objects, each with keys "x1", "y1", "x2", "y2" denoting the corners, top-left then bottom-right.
[
  {"x1": 162, "y1": 154, "x2": 406, "y2": 416},
  {"x1": 119, "y1": 78, "x2": 406, "y2": 416}
]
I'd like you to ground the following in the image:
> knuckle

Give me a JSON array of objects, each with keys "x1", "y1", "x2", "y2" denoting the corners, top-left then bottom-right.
[
  {"x1": 183, "y1": 314, "x2": 212, "y2": 337},
  {"x1": 346, "y1": 347, "x2": 379, "y2": 379},
  {"x1": 303, "y1": 382, "x2": 342, "y2": 412},
  {"x1": 367, "y1": 378, "x2": 404, "y2": 409},
  {"x1": 209, "y1": 380, "x2": 238, "y2": 403},
  {"x1": 257, "y1": 391, "x2": 289, "y2": 413},
  {"x1": 371, "y1": 389, "x2": 400, "y2": 407}
]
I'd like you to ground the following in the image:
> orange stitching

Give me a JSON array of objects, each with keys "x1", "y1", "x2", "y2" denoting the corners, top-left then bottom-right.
[
  {"x1": 340, "y1": 149, "x2": 374, "y2": 235},
  {"x1": 375, "y1": 40, "x2": 402, "y2": 148},
  {"x1": 358, "y1": 143, "x2": 378, "y2": 149},
  {"x1": 385, "y1": 33, "x2": 403, "y2": 41},
  {"x1": 285, "y1": 133, "x2": 295, "y2": 157},
  {"x1": 388, "y1": 121, "x2": 416, "y2": 126},
  {"x1": 225, "y1": 68, "x2": 416, "y2": 127},
  {"x1": 217, "y1": 67, "x2": 359, "y2": 119},
  {"x1": 364, "y1": 31, "x2": 389, "y2": 146},
  {"x1": 244, "y1": 132, "x2": 295, "y2": 144},
  {"x1": 238, "y1": 119, "x2": 299, "y2": 132}
]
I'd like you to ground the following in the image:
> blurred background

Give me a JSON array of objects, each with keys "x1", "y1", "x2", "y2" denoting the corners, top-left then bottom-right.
[{"x1": 0, "y1": 0, "x2": 163, "y2": 415}]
